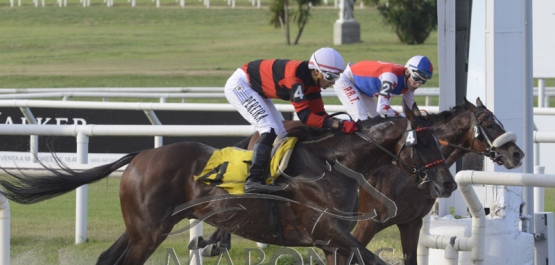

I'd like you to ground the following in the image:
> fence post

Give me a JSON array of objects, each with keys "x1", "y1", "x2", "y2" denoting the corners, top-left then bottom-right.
[
  {"x1": 534, "y1": 166, "x2": 545, "y2": 212},
  {"x1": 76, "y1": 132, "x2": 89, "y2": 244},
  {"x1": 0, "y1": 191, "x2": 9, "y2": 265}
]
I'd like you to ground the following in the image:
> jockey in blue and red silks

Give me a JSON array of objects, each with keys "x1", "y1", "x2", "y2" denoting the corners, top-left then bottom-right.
[{"x1": 334, "y1": 55, "x2": 434, "y2": 120}]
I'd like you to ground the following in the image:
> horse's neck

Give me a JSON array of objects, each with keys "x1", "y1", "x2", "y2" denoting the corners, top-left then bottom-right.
[
  {"x1": 361, "y1": 119, "x2": 416, "y2": 177},
  {"x1": 298, "y1": 123, "x2": 403, "y2": 174},
  {"x1": 357, "y1": 119, "x2": 407, "y2": 173},
  {"x1": 434, "y1": 111, "x2": 473, "y2": 166}
]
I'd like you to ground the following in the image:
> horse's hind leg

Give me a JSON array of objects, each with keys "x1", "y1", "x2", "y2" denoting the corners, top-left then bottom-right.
[
  {"x1": 117, "y1": 193, "x2": 179, "y2": 265},
  {"x1": 118, "y1": 218, "x2": 176, "y2": 265},
  {"x1": 96, "y1": 231, "x2": 130, "y2": 265},
  {"x1": 201, "y1": 228, "x2": 231, "y2": 257},
  {"x1": 118, "y1": 184, "x2": 179, "y2": 263}
]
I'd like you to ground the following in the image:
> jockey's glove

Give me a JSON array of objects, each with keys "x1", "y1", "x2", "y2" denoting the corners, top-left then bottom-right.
[{"x1": 340, "y1": 120, "x2": 358, "y2": 134}]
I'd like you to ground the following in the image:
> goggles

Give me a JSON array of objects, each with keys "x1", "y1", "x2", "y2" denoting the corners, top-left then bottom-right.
[
  {"x1": 312, "y1": 56, "x2": 341, "y2": 82},
  {"x1": 320, "y1": 71, "x2": 340, "y2": 82},
  {"x1": 408, "y1": 68, "x2": 429, "y2": 85}
]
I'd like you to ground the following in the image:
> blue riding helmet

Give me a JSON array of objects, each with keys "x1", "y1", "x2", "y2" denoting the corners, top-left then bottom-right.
[{"x1": 405, "y1": 55, "x2": 433, "y2": 80}]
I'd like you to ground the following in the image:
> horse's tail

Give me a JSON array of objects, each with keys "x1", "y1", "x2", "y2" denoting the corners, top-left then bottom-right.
[{"x1": 0, "y1": 152, "x2": 139, "y2": 204}]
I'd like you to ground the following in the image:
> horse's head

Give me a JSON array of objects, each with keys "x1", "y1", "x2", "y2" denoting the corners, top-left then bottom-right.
[
  {"x1": 401, "y1": 102, "x2": 457, "y2": 198},
  {"x1": 361, "y1": 102, "x2": 456, "y2": 198},
  {"x1": 464, "y1": 97, "x2": 524, "y2": 169}
]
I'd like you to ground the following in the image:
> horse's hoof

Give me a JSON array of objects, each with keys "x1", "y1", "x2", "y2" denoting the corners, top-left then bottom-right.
[
  {"x1": 188, "y1": 236, "x2": 207, "y2": 250},
  {"x1": 201, "y1": 243, "x2": 221, "y2": 257},
  {"x1": 202, "y1": 241, "x2": 230, "y2": 257}
]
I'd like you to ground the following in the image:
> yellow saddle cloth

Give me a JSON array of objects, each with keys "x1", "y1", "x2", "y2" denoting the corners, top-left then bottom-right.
[{"x1": 194, "y1": 137, "x2": 298, "y2": 194}]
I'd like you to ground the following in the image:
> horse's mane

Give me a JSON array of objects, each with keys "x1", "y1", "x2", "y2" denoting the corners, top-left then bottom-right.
[
  {"x1": 286, "y1": 125, "x2": 333, "y2": 142},
  {"x1": 362, "y1": 115, "x2": 399, "y2": 127},
  {"x1": 286, "y1": 116, "x2": 394, "y2": 142},
  {"x1": 425, "y1": 102, "x2": 470, "y2": 125}
]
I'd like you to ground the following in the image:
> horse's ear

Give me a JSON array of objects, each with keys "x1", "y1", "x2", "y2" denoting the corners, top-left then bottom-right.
[
  {"x1": 475, "y1": 97, "x2": 485, "y2": 107},
  {"x1": 465, "y1": 97, "x2": 478, "y2": 113},
  {"x1": 403, "y1": 101, "x2": 418, "y2": 124},
  {"x1": 411, "y1": 102, "x2": 422, "y2": 117}
]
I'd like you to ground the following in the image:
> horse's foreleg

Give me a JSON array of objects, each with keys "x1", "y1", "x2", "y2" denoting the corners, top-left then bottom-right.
[
  {"x1": 318, "y1": 232, "x2": 388, "y2": 265},
  {"x1": 397, "y1": 220, "x2": 423, "y2": 265},
  {"x1": 323, "y1": 249, "x2": 338, "y2": 265},
  {"x1": 352, "y1": 219, "x2": 382, "y2": 248}
]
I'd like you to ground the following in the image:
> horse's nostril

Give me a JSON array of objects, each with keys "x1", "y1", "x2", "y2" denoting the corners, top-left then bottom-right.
[{"x1": 445, "y1": 182, "x2": 457, "y2": 193}]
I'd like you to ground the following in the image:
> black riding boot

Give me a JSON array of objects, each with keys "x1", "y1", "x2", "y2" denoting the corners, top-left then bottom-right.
[{"x1": 244, "y1": 131, "x2": 283, "y2": 193}]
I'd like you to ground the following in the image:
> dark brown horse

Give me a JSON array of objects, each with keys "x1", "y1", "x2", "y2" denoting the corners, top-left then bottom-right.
[
  {"x1": 0, "y1": 103, "x2": 456, "y2": 265},
  {"x1": 350, "y1": 97, "x2": 524, "y2": 265},
  {"x1": 199, "y1": 98, "x2": 525, "y2": 264}
]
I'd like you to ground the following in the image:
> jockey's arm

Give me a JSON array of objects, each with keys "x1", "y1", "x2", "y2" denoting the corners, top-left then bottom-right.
[{"x1": 376, "y1": 81, "x2": 401, "y2": 117}]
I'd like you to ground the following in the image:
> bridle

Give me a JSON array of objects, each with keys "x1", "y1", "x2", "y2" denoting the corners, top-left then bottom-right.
[
  {"x1": 355, "y1": 120, "x2": 445, "y2": 189},
  {"x1": 438, "y1": 108, "x2": 517, "y2": 165}
]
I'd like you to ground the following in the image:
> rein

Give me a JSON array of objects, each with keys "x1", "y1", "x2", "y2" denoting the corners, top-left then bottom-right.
[
  {"x1": 354, "y1": 124, "x2": 444, "y2": 188},
  {"x1": 438, "y1": 139, "x2": 488, "y2": 155}
]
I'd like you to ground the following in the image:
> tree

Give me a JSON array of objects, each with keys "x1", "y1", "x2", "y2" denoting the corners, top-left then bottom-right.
[
  {"x1": 270, "y1": 0, "x2": 322, "y2": 45},
  {"x1": 369, "y1": 0, "x2": 437, "y2": 45}
]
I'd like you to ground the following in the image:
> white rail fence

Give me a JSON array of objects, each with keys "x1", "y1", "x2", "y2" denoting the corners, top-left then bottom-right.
[
  {"x1": 0, "y1": 193, "x2": 8, "y2": 265},
  {"x1": 1, "y1": 86, "x2": 555, "y2": 107},
  {"x1": 0, "y1": 87, "x2": 442, "y2": 106},
  {"x1": 9, "y1": 0, "x2": 340, "y2": 11},
  {"x1": 419, "y1": 170, "x2": 555, "y2": 265},
  {"x1": 9, "y1": 0, "x2": 270, "y2": 9}
]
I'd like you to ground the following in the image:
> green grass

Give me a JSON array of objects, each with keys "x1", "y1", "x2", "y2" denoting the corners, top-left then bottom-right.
[
  {"x1": 2, "y1": 4, "x2": 554, "y2": 90},
  {"x1": 0, "y1": 5, "x2": 443, "y2": 88}
]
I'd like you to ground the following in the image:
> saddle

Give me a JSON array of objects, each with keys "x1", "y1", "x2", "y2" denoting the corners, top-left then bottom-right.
[{"x1": 194, "y1": 137, "x2": 298, "y2": 194}]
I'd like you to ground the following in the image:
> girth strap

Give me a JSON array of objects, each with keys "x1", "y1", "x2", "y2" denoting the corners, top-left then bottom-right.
[{"x1": 266, "y1": 199, "x2": 284, "y2": 246}]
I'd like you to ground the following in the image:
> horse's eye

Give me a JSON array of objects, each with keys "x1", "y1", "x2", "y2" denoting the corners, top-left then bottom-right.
[{"x1": 485, "y1": 123, "x2": 494, "y2": 129}]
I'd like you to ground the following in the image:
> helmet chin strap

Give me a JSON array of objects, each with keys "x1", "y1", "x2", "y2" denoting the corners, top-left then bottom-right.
[
  {"x1": 314, "y1": 70, "x2": 329, "y2": 87},
  {"x1": 311, "y1": 69, "x2": 321, "y2": 84},
  {"x1": 404, "y1": 72, "x2": 410, "y2": 86}
]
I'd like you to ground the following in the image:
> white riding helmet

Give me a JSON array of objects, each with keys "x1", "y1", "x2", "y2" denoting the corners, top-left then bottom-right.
[{"x1": 308, "y1": 47, "x2": 346, "y2": 74}]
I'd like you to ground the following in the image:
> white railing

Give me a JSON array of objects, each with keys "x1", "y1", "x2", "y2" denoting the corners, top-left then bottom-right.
[
  {"x1": 419, "y1": 170, "x2": 555, "y2": 265},
  {"x1": 0, "y1": 124, "x2": 254, "y2": 137},
  {"x1": 0, "y1": 88, "x2": 441, "y2": 106},
  {"x1": 0, "y1": 191, "x2": 8, "y2": 265},
  {"x1": 2, "y1": 86, "x2": 555, "y2": 107},
  {"x1": 0, "y1": 99, "x2": 351, "y2": 112}
]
